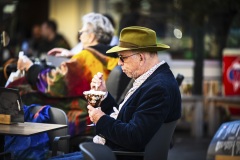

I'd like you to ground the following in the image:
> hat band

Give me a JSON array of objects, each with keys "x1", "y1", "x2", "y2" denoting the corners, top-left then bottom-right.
[{"x1": 119, "y1": 41, "x2": 157, "y2": 48}]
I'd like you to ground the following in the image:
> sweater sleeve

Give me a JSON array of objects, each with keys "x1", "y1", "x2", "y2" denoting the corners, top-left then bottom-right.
[
  {"x1": 100, "y1": 93, "x2": 119, "y2": 115},
  {"x1": 26, "y1": 64, "x2": 44, "y2": 86}
]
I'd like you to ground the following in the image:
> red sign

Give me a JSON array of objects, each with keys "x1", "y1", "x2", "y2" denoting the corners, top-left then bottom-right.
[
  {"x1": 223, "y1": 56, "x2": 240, "y2": 95},
  {"x1": 223, "y1": 49, "x2": 240, "y2": 116}
]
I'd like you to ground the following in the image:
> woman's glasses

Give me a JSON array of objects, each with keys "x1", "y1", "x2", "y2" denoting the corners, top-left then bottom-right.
[
  {"x1": 118, "y1": 53, "x2": 139, "y2": 63},
  {"x1": 78, "y1": 30, "x2": 90, "y2": 37}
]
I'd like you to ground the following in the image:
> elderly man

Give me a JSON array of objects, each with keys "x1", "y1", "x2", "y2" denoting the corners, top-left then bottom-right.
[{"x1": 88, "y1": 26, "x2": 182, "y2": 159}]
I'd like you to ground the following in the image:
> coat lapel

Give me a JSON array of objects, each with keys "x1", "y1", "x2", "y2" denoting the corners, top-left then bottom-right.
[{"x1": 117, "y1": 63, "x2": 170, "y2": 120}]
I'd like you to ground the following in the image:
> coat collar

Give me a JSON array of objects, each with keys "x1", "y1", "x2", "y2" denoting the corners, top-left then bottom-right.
[{"x1": 117, "y1": 62, "x2": 170, "y2": 119}]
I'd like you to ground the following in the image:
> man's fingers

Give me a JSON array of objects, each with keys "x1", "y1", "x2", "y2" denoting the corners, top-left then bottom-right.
[
  {"x1": 87, "y1": 105, "x2": 94, "y2": 110},
  {"x1": 91, "y1": 73, "x2": 103, "y2": 90},
  {"x1": 96, "y1": 72, "x2": 103, "y2": 79}
]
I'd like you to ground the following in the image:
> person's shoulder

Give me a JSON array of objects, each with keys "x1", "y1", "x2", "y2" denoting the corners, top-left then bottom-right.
[
  {"x1": 71, "y1": 49, "x2": 93, "y2": 59},
  {"x1": 53, "y1": 34, "x2": 71, "y2": 49},
  {"x1": 54, "y1": 34, "x2": 67, "y2": 41},
  {"x1": 144, "y1": 67, "x2": 175, "y2": 86}
]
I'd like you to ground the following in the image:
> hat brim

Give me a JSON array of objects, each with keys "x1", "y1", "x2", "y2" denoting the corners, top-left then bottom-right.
[{"x1": 106, "y1": 43, "x2": 170, "y2": 53}]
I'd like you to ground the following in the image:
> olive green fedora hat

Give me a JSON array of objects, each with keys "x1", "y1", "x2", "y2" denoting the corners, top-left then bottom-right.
[{"x1": 107, "y1": 26, "x2": 170, "y2": 53}]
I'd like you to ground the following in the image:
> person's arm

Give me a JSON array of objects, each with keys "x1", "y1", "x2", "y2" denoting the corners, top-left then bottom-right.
[
  {"x1": 47, "y1": 48, "x2": 74, "y2": 57},
  {"x1": 90, "y1": 72, "x2": 118, "y2": 114},
  {"x1": 26, "y1": 64, "x2": 45, "y2": 86},
  {"x1": 100, "y1": 93, "x2": 118, "y2": 114},
  {"x1": 19, "y1": 56, "x2": 91, "y2": 97},
  {"x1": 17, "y1": 55, "x2": 44, "y2": 87},
  {"x1": 17, "y1": 55, "x2": 33, "y2": 71},
  {"x1": 34, "y1": 59, "x2": 91, "y2": 97}
]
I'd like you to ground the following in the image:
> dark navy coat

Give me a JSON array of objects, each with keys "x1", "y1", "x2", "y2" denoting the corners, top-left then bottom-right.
[{"x1": 96, "y1": 63, "x2": 181, "y2": 152}]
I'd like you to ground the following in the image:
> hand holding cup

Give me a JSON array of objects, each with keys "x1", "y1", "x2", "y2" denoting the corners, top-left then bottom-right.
[{"x1": 83, "y1": 90, "x2": 106, "y2": 126}]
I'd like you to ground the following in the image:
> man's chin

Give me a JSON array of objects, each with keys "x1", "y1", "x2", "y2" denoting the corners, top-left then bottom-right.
[{"x1": 124, "y1": 73, "x2": 133, "y2": 79}]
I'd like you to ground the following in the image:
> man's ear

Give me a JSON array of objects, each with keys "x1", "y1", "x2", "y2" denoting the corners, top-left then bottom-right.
[
  {"x1": 140, "y1": 54, "x2": 143, "y2": 61},
  {"x1": 139, "y1": 53, "x2": 144, "y2": 61},
  {"x1": 139, "y1": 53, "x2": 145, "y2": 67}
]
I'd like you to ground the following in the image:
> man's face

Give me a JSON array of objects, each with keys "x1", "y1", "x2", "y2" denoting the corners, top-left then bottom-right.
[
  {"x1": 118, "y1": 51, "x2": 141, "y2": 79},
  {"x1": 32, "y1": 25, "x2": 41, "y2": 39}
]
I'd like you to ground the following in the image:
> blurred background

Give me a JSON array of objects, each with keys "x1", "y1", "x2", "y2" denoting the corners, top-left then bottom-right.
[
  {"x1": 1, "y1": 0, "x2": 240, "y2": 92},
  {"x1": 0, "y1": 0, "x2": 240, "y2": 160}
]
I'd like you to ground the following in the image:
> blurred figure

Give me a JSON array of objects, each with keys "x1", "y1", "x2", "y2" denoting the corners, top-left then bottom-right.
[
  {"x1": 30, "y1": 24, "x2": 43, "y2": 53},
  {"x1": 103, "y1": 14, "x2": 119, "y2": 46},
  {"x1": 39, "y1": 19, "x2": 71, "y2": 58},
  {"x1": 21, "y1": 24, "x2": 44, "y2": 57}
]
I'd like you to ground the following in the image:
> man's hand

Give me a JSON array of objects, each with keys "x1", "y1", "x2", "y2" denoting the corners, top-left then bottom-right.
[
  {"x1": 87, "y1": 105, "x2": 105, "y2": 124},
  {"x1": 48, "y1": 48, "x2": 74, "y2": 57},
  {"x1": 17, "y1": 56, "x2": 33, "y2": 71},
  {"x1": 90, "y1": 72, "x2": 107, "y2": 92}
]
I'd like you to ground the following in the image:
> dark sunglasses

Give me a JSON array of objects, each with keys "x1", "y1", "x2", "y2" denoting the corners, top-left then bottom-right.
[{"x1": 118, "y1": 53, "x2": 139, "y2": 63}]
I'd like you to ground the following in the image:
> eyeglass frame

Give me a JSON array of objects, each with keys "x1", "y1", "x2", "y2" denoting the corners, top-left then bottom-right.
[{"x1": 118, "y1": 52, "x2": 140, "y2": 63}]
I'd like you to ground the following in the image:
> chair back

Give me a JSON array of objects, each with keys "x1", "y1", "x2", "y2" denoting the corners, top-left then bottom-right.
[
  {"x1": 144, "y1": 120, "x2": 178, "y2": 160},
  {"x1": 78, "y1": 121, "x2": 177, "y2": 160},
  {"x1": 79, "y1": 142, "x2": 116, "y2": 160},
  {"x1": 106, "y1": 65, "x2": 121, "y2": 100},
  {"x1": 30, "y1": 106, "x2": 69, "y2": 154}
]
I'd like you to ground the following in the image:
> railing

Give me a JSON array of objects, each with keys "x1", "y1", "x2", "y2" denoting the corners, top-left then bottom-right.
[{"x1": 179, "y1": 95, "x2": 240, "y2": 138}]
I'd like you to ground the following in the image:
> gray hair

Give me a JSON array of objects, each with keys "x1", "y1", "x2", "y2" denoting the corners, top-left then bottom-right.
[{"x1": 82, "y1": 12, "x2": 114, "y2": 45}]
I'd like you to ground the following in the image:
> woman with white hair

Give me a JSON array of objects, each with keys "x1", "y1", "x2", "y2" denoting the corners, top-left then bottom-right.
[
  {"x1": 48, "y1": 12, "x2": 118, "y2": 56},
  {"x1": 8, "y1": 12, "x2": 119, "y2": 141}
]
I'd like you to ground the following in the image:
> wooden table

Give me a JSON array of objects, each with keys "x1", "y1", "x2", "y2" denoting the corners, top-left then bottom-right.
[
  {"x1": 0, "y1": 122, "x2": 67, "y2": 153},
  {"x1": 181, "y1": 95, "x2": 204, "y2": 138},
  {"x1": 205, "y1": 96, "x2": 240, "y2": 136}
]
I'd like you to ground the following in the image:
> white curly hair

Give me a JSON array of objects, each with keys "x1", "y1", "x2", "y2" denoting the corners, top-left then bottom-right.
[{"x1": 82, "y1": 12, "x2": 115, "y2": 45}]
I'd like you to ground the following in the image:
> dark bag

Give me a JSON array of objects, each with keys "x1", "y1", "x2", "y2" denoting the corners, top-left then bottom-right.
[{"x1": 0, "y1": 87, "x2": 24, "y2": 124}]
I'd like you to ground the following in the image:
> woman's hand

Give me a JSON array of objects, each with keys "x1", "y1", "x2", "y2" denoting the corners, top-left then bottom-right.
[
  {"x1": 17, "y1": 56, "x2": 33, "y2": 71},
  {"x1": 48, "y1": 48, "x2": 74, "y2": 57},
  {"x1": 90, "y1": 72, "x2": 107, "y2": 92}
]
